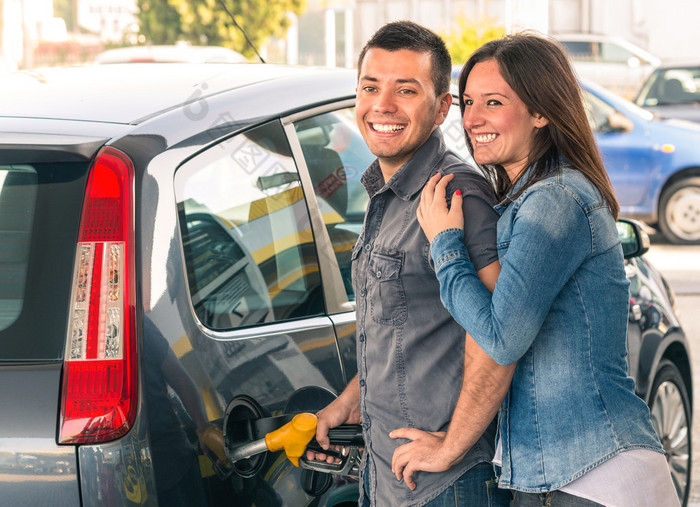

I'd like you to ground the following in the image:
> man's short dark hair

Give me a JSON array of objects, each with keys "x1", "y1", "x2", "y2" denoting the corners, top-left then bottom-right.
[{"x1": 357, "y1": 20, "x2": 452, "y2": 96}]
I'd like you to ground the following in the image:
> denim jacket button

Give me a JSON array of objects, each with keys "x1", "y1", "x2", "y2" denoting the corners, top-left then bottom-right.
[
  {"x1": 360, "y1": 288, "x2": 366, "y2": 297},
  {"x1": 359, "y1": 379, "x2": 365, "y2": 387},
  {"x1": 359, "y1": 334, "x2": 365, "y2": 342},
  {"x1": 376, "y1": 271, "x2": 382, "y2": 278},
  {"x1": 364, "y1": 243, "x2": 372, "y2": 251}
]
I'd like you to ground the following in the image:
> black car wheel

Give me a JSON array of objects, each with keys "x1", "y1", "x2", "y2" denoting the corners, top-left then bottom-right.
[
  {"x1": 659, "y1": 176, "x2": 700, "y2": 245},
  {"x1": 648, "y1": 359, "x2": 692, "y2": 506}
]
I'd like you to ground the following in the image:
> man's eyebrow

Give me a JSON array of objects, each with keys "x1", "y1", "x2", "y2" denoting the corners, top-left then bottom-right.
[
  {"x1": 396, "y1": 78, "x2": 420, "y2": 85},
  {"x1": 358, "y1": 76, "x2": 421, "y2": 85}
]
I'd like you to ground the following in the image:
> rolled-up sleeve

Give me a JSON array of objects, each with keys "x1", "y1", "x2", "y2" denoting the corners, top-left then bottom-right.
[{"x1": 431, "y1": 184, "x2": 592, "y2": 365}]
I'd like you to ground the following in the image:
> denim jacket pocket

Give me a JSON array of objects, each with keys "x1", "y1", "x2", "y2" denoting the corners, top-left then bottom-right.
[{"x1": 367, "y1": 250, "x2": 407, "y2": 326}]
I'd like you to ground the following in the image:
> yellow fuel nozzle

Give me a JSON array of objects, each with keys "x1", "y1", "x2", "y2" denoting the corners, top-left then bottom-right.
[{"x1": 264, "y1": 413, "x2": 317, "y2": 466}]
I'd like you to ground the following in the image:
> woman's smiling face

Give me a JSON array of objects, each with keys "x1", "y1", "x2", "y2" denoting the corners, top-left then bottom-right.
[{"x1": 462, "y1": 59, "x2": 548, "y2": 181}]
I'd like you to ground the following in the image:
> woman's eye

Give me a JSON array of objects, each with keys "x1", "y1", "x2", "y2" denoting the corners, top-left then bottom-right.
[
  {"x1": 463, "y1": 98, "x2": 473, "y2": 106},
  {"x1": 487, "y1": 99, "x2": 502, "y2": 106}
]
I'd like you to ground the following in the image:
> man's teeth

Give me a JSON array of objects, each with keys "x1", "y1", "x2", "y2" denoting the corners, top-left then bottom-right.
[
  {"x1": 373, "y1": 123, "x2": 405, "y2": 133},
  {"x1": 475, "y1": 133, "x2": 496, "y2": 143}
]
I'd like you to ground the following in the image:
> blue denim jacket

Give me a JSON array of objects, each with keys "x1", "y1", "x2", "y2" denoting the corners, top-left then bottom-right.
[{"x1": 430, "y1": 165, "x2": 663, "y2": 492}]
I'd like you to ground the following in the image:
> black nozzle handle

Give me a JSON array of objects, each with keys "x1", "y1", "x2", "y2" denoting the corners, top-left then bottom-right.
[{"x1": 327, "y1": 424, "x2": 364, "y2": 447}]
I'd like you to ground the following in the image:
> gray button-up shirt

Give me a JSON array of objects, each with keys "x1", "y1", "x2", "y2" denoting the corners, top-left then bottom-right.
[{"x1": 352, "y1": 129, "x2": 500, "y2": 506}]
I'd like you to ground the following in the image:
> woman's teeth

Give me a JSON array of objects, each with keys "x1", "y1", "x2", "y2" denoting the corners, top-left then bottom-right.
[{"x1": 475, "y1": 133, "x2": 496, "y2": 143}]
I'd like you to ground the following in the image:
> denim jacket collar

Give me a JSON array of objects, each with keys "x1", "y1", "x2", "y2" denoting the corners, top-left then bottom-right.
[
  {"x1": 494, "y1": 158, "x2": 567, "y2": 214},
  {"x1": 360, "y1": 128, "x2": 446, "y2": 201}
]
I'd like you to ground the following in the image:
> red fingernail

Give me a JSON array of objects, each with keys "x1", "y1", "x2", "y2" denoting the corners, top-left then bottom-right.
[{"x1": 456, "y1": 190, "x2": 462, "y2": 196}]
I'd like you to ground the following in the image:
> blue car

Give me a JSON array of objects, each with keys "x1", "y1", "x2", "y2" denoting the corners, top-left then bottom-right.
[{"x1": 581, "y1": 80, "x2": 700, "y2": 244}]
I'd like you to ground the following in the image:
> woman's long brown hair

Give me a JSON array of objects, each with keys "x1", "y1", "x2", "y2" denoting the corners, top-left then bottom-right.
[{"x1": 457, "y1": 32, "x2": 619, "y2": 219}]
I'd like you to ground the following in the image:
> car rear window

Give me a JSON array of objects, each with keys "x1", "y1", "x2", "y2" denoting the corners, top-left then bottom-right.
[
  {"x1": 0, "y1": 161, "x2": 89, "y2": 360},
  {"x1": 0, "y1": 166, "x2": 36, "y2": 330}
]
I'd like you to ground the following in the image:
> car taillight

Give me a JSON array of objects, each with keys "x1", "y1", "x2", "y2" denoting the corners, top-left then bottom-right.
[{"x1": 59, "y1": 147, "x2": 136, "y2": 444}]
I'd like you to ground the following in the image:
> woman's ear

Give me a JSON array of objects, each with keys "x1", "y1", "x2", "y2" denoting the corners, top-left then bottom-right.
[{"x1": 533, "y1": 113, "x2": 549, "y2": 128}]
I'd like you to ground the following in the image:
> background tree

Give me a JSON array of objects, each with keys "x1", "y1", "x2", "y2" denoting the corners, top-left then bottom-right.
[
  {"x1": 136, "y1": 0, "x2": 306, "y2": 59},
  {"x1": 443, "y1": 15, "x2": 505, "y2": 66}
]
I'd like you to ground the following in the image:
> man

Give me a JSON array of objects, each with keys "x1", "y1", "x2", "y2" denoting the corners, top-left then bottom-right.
[{"x1": 310, "y1": 21, "x2": 513, "y2": 506}]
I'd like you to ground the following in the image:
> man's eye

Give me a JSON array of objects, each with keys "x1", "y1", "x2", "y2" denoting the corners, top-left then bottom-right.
[{"x1": 399, "y1": 89, "x2": 416, "y2": 95}]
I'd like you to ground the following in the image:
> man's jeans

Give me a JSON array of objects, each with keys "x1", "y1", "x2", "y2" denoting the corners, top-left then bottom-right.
[
  {"x1": 511, "y1": 491, "x2": 603, "y2": 506},
  {"x1": 424, "y1": 463, "x2": 511, "y2": 507},
  {"x1": 360, "y1": 463, "x2": 510, "y2": 506}
]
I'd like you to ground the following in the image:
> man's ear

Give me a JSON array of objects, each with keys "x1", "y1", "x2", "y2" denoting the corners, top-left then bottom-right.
[{"x1": 434, "y1": 92, "x2": 452, "y2": 126}]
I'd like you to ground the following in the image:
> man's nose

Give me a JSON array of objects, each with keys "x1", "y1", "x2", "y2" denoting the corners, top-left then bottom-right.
[{"x1": 373, "y1": 89, "x2": 397, "y2": 113}]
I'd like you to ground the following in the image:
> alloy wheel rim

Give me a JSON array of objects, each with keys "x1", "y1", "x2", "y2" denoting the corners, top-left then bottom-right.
[
  {"x1": 666, "y1": 186, "x2": 700, "y2": 241},
  {"x1": 650, "y1": 380, "x2": 690, "y2": 499}
]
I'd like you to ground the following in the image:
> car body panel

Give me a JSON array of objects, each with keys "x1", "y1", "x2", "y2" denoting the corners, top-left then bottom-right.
[{"x1": 0, "y1": 364, "x2": 81, "y2": 505}]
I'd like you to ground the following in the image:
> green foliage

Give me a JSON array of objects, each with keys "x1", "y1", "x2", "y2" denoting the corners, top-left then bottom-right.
[
  {"x1": 53, "y1": 0, "x2": 76, "y2": 33},
  {"x1": 443, "y1": 16, "x2": 505, "y2": 65},
  {"x1": 136, "y1": 0, "x2": 307, "y2": 58}
]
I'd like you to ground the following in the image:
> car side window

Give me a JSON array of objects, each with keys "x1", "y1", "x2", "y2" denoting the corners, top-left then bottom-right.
[
  {"x1": 600, "y1": 42, "x2": 635, "y2": 64},
  {"x1": 174, "y1": 120, "x2": 324, "y2": 330},
  {"x1": 294, "y1": 108, "x2": 374, "y2": 301},
  {"x1": 561, "y1": 41, "x2": 594, "y2": 61},
  {"x1": 583, "y1": 90, "x2": 616, "y2": 132}
]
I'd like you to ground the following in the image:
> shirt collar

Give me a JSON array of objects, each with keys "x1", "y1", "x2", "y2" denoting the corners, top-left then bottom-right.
[{"x1": 361, "y1": 129, "x2": 447, "y2": 201}]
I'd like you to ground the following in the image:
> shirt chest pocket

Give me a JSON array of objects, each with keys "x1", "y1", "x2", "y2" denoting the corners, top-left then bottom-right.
[{"x1": 367, "y1": 251, "x2": 407, "y2": 326}]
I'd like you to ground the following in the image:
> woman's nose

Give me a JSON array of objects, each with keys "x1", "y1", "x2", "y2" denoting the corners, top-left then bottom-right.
[{"x1": 463, "y1": 105, "x2": 483, "y2": 130}]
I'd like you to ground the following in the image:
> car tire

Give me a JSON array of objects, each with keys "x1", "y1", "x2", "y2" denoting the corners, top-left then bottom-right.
[
  {"x1": 658, "y1": 176, "x2": 700, "y2": 244},
  {"x1": 648, "y1": 359, "x2": 692, "y2": 506}
]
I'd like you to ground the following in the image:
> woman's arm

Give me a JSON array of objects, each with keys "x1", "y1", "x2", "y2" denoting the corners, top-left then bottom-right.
[{"x1": 426, "y1": 176, "x2": 592, "y2": 365}]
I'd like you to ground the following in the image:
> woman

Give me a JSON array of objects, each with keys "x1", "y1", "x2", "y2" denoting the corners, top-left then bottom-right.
[{"x1": 414, "y1": 33, "x2": 678, "y2": 506}]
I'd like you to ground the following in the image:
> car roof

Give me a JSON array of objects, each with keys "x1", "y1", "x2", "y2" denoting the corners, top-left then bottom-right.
[
  {"x1": 653, "y1": 60, "x2": 700, "y2": 70},
  {"x1": 94, "y1": 45, "x2": 248, "y2": 64},
  {"x1": 0, "y1": 63, "x2": 353, "y2": 125},
  {"x1": 554, "y1": 33, "x2": 660, "y2": 65}
]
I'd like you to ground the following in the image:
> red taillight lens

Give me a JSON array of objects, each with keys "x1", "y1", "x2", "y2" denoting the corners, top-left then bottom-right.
[{"x1": 59, "y1": 147, "x2": 136, "y2": 444}]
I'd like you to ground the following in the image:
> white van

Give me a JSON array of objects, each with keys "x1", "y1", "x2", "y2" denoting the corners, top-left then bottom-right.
[{"x1": 556, "y1": 33, "x2": 660, "y2": 99}]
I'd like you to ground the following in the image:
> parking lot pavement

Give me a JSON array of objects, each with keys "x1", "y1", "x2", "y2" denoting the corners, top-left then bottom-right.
[
  {"x1": 675, "y1": 295, "x2": 700, "y2": 504},
  {"x1": 647, "y1": 237, "x2": 700, "y2": 504},
  {"x1": 646, "y1": 236, "x2": 700, "y2": 296}
]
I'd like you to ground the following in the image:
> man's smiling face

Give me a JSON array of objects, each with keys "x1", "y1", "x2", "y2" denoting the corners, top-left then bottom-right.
[{"x1": 356, "y1": 48, "x2": 450, "y2": 179}]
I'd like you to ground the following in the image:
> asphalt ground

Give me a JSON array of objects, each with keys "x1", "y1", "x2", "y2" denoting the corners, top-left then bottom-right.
[{"x1": 645, "y1": 234, "x2": 700, "y2": 505}]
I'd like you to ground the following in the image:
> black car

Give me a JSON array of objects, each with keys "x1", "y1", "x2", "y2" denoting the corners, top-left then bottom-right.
[{"x1": 0, "y1": 63, "x2": 692, "y2": 506}]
